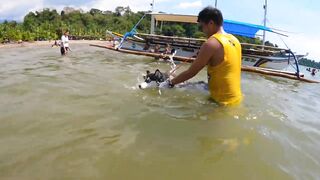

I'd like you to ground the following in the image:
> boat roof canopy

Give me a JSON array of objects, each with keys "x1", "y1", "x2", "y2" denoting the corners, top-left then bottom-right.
[
  {"x1": 152, "y1": 14, "x2": 198, "y2": 24},
  {"x1": 150, "y1": 13, "x2": 278, "y2": 38}
]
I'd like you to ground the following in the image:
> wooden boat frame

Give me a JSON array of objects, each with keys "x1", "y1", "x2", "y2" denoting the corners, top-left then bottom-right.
[{"x1": 90, "y1": 43, "x2": 319, "y2": 83}]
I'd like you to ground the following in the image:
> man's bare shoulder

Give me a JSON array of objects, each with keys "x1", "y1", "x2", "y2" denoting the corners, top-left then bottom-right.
[
  {"x1": 204, "y1": 37, "x2": 223, "y2": 51},
  {"x1": 201, "y1": 36, "x2": 224, "y2": 66}
]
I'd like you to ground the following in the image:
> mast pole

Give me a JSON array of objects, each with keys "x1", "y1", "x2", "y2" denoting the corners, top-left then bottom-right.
[
  {"x1": 215, "y1": 0, "x2": 218, "y2": 8},
  {"x1": 151, "y1": 0, "x2": 155, "y2": 12},
  {"x1": 150, "y1": 0, "x2": 155, "y2": 34},
  {"x1": 262, "y1": 0, "x2": 267, "y2": 48}
]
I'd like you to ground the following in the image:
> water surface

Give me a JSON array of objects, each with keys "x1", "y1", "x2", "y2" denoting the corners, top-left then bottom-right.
[{"x1": 0, "y1": 44, "x2": 319, "y2": 179}]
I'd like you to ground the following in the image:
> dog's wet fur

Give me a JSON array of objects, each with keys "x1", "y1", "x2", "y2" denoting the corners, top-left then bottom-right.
[
  {"x1": 138, "y1": 69, "x2": 208, "y2": 92},
  {"x1": 139, "y1": 69, "x2": 169, "y2": 89},
  {"x1": 145, "y1": 69, "x2": 169, "y2": 83},
  {"x1": 138, "y1": 49, "x2": 207, "y2": 91}
]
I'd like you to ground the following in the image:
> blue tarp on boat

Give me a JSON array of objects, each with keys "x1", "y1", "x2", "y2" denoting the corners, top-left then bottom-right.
[
  {"x1": 150, "y1": 13, "x2": 278, "y2": 38},
  {"x1": 224, "y1": 19, "x2": 273, "y2": 38}
]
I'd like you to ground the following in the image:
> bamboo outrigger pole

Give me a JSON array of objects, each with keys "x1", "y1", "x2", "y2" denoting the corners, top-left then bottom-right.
[
  {"x1": 90, "y1": 44, "x2": 319, "y2": 83},
  {"x1": 242, "y1": 66, "x2": 319, "y2": 83}
]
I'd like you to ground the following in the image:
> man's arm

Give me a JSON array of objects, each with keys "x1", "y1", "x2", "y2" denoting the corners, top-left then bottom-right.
[{"x1": 170, "y1": 40, "x2": 218, "y2": 85}]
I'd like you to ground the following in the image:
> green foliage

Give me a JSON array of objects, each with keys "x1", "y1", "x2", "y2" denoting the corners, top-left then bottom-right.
[
  {"x1": 162, "y1": 23, "x2": 185, "y2": 37},
  {"x1": 299, "y1": 58, "x2": 320, "y2": 69},
  {"x1": 22, "y1": 31, "x2": 36, "y2": 41},
  {"x1": 1, "y1": 6, "x2": 263, "y2": 43},
  {"x1": 235, "y1": 35, "x2": 263, "y2": 44},
  {"x1": 0, "y1": 7, "x2": 151, "y2": 43}
]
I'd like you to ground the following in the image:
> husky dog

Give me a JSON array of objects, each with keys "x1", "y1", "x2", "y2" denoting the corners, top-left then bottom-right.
[
  {"x1": 138, "y1": 69, "x2": 208, "y2": 92},
  {"x1": 138, "y1": 48, "x2": 208, "y2": 92},
  {"x1": 139, "y1": 69, "x2": 171, "y2": 89}
]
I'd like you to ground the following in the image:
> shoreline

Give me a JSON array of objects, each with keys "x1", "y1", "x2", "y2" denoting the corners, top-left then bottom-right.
[{"x1": 0, "y1": 40, "x2": 107, "y2": 49}]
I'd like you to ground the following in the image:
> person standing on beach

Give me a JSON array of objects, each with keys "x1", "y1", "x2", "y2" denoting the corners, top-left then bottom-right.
[
  {"x1": 60, "y1": 30, "x2": 70, "y2": 55},
  {"x1": 160, "y1": 6, "x2": 242, "y2": 106}
]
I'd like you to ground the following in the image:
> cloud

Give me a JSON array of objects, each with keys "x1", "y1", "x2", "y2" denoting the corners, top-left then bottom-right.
[
  {"x1": 265, "y1": 5, "x2": 320, "y2": 61},
  {"x1": 177, "y1": 0, "x2": 202, "y2": 9},
  {"x1": 282, "y1": 34, "x2": 320, "y2": 61},
  {"x1": 88, "y1": 0, "x2": 170, "y2": 12},
  {"x1": 264, "y1": 30, "x2": 320, "y2": 61},
  {"x1": 0, "y1": 0, "x2": 43, "y2": 20},
  {"x1": 0, "y1": 0, "x2": 172, "y2": 21}
]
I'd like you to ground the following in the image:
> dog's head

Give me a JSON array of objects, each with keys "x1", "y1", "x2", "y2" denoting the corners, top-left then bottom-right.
[{"x1": 139, "y1": 69, "x2": 168, "y2": 89}]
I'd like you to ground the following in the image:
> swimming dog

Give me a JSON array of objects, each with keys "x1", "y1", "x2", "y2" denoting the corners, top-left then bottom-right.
[
  {"x1": 138, "y1": 48, "x2": 208, "y2": 92},
  {"x1": 138, "y1": 69, "x2": 208, "y2": 92},
  {"x1": 139, "y1": 69, "x2": 170, "y2": 89}
]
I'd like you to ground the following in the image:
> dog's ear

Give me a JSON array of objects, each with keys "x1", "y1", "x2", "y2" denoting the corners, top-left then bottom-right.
[
  {"x1": 146, "y1": 70, "x2": 150, "y2": 74},
  {"x1": 155, "y1": 69, "x2": 161, "y2": 75},
  {"x1": 154, "y1": 70, "x2": 163, "y2": 79}
]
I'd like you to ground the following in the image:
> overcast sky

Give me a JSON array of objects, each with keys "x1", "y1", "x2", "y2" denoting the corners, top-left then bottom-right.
[{"x1": 0, "y1": 0, "x2": 319, "y2": 60}]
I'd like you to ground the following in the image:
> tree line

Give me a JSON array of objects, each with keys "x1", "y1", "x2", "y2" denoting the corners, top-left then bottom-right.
[
  {"x1": 0, "y1": 6, "x2": 264, "y2": 44},
  {"x1": 298, "y1": 58, "x2": 320, "y2": 69},
  {"x1": 0, "y1": 7, "x2": 150, "y2": 42}
]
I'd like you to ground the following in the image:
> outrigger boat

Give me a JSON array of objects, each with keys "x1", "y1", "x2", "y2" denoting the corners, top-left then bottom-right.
[
  {"x1": 91, "y1": 3, "x2": 319, "y2": 83},
  {"x1": 106, "y1": 12, "x2": 305, "y2": 69},
  {"x1": 116, "y1": 31, "x2": 305, "y2": 70}
]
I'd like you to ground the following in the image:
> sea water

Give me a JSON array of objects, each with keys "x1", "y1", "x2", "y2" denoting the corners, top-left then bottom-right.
[{"x1": 0, "y1": 44, "x2": 319, "y2": 179}]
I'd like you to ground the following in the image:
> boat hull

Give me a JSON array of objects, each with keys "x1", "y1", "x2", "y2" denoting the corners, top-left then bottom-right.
[{"x1": 120, "y1": 40, "x2": 297, "y2": 70}]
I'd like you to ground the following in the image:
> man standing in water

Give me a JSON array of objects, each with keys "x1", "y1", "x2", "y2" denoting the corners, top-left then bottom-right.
[
  {"x1": 161, "y1": 6, "x2": 242, "y2": 105},
  {"x1": 60, "y1": 30, "x2": 70, "y2": 55}
]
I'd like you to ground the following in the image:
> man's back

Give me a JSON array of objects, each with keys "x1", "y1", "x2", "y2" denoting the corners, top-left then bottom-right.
[
  {"x1": 207, "y1": 33, "x2": 242, "y2": 105},
  {"x1": 166, "y1": 7, "x2": 243, "y2": 106}
]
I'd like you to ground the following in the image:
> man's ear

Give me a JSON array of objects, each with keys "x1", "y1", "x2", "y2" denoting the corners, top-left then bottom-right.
[{"x1": 208, "y1": 20, "x2": 215, "y2": 26}]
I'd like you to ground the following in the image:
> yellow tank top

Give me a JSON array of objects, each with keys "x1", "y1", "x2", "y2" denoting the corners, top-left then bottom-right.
[{"x1": 207, "y1": 33, "x2": 242, "y2": 105}]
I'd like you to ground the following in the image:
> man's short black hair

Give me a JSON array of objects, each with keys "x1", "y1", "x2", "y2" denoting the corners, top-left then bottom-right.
[{"x1": 197, "y1": 6, "x2": 223, "y2": 26}]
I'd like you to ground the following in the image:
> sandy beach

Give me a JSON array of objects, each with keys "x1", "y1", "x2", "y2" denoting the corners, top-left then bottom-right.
[{"x1": 0, "y1": 40, "x2": 107, "y2": 49}]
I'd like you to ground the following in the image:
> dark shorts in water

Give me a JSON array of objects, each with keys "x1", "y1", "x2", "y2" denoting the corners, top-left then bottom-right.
[{"x1": 60, "y1": 47, "x2": 69, "y2": 55}]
